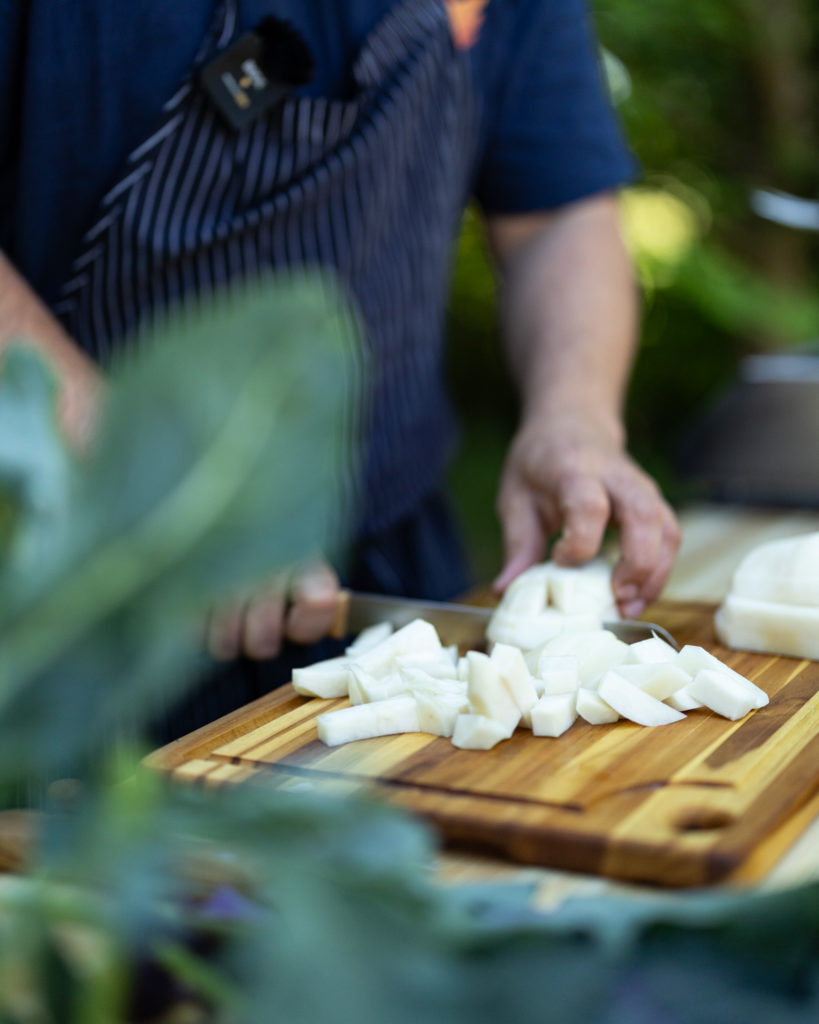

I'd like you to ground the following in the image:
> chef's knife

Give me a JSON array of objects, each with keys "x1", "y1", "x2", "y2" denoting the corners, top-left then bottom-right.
[{"x1": 330, "y1": 590, "x2": 679, "y2": 651}]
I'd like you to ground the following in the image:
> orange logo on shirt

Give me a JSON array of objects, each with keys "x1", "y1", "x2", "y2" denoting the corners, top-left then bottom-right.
[{"x1": 445, "y1": 0, "x2": 489, "y2": 51}]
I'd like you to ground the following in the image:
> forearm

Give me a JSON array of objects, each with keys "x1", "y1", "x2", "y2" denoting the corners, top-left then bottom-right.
[
  {"x1": 490, "y1": 192, "x2": 637, "y2": 443},
  {"x1": 487, "y1": 193, "x2": 680, "y2": 607},
  {"x1": 0, "y1": 250, "x2": 101, "y2": 444}
]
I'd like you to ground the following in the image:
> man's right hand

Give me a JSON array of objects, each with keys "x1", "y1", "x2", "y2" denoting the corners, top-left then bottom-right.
[{"x1": 206, "y1": 560, "x2": 342, "y2": 661}]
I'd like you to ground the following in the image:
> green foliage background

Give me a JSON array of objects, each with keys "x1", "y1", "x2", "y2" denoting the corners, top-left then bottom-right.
[{"x1": 446, "y1": 0, "x2": 819, "y2": 581}]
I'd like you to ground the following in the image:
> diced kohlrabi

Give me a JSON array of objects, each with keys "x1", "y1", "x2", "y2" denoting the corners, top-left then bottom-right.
[
  {"x1": 466, "y1": 651, "x2": 521, "y2": 734},
  {"x1": 529, "y1": 693, "x2": 578, "y2": 737},
  {"x1": 535, "y1": 653, "x2": 579, "y2": 696},
  {"x1": 627, "y1": 635, "x2": 679, "y2": 665},
  {"x1": 546, "y1": 559, "x2": 617, "y2": 618},
  {"x1": 490, "y1": 643, "x2": 539, "y2": 716},
  {"x1": 292, "y1": 656, "x2": 351, "y2": 698},
  {"x1": 317, "y1": 697, "x2": 420, "y2": 746},
  {"x1": 414, "y1": 691, "x2": 469, "y2": 737},
  {"x1": 344, "y1": 621, "x2": 394, "y2": 657},
  {"x1": 349, "y1": 619, "x2": 442, "y2": 676},
  {"x1": 676, "y1": 646, "x2": 767, "y2": 708},
  {"x1": 598, "y1": 671, "x2": 685, "y2": 727},
  {"x1": 541, "y1": 630, "x2": 630, "y2": 687},
  {"x1": 611, "y1": 662, "x2": 691, "y2": 702},
  {"x1": 687, "y1": 668, "x2": 769, "y2": 720},
  {"x1": 451, "y1": 713, "x2": 512, "y2": 750},
  {"x1": 576, "y1": 687, "x2": 619, "y2": 725}
]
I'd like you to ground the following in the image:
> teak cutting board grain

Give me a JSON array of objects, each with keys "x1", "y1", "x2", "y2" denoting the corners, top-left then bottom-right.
[{"x1": 147, "y1": 601, "x2": 819, "y2": 887}]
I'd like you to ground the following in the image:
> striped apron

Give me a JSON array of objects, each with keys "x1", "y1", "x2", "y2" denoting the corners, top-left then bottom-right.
[
  {"x1": 52, "y1": 0, "x2": 480, "y2": 735},
  {"x1": 53, "y1": 0, "x2": 479, "y2": 543}
]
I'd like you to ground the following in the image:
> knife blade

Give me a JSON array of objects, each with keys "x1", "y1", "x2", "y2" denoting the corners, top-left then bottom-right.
[{"x1": 330, "y1": 590, "x2": 679, "y2": 651}]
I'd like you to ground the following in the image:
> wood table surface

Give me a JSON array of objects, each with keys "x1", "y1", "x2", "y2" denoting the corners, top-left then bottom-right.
[{"x1": 146, "y1": 502, "x2": 819, "y2": 898}]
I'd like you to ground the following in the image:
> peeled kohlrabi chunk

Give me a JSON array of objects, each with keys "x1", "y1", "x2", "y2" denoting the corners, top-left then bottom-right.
[
  {"x1": 727, "y1": 532, "x2": 819, "y2": 607},
  {"x1": 535, "y1": 654, "x2": 579, "y2": 696},
  {"x1": 687, "y1": 668, "x2": 769, "y2": 720},
  {"x1": 598, "y1": 671, "x2": 686, "y2": 727},
  {"x1": 576, "y1": 687, "x2": 619, "y2": 725},
  {"x1": 490, "y1": 643, "x2": 539, "y2": 716},
  {"x1": 541, "y1": 630, "x2": 630, "y2": 687},
  {"x1": 715, "y1": 595, "x2": 819, "y2": 661},
  {"x1": 414, "y1": 691, "x2": 469, "y2": 737},
  {"x1": 627, "y1": 635, "x2": 679, "y2": 665},
  {"x1": 345, "y1": 621, "x2": 394, "y2": 657},
  {"x1": 394, "y1": 652, "x2": 458, "y2": 679},
  {"x1": 529, "y1": 693, "x2": 578, "y2": 737},
  {"x1": 348, "y1": 667, "x2": 410, "y2": 705},
  {"x1": 612, "y1": 662, "x2": 691, "y2": 702},
  {"x1": 466, "y1": 651, "x2": 521, "y2": 734},
  {"x1": 292, "y1": 656, "x2": 351, "y2": 698},
  {"x1": 676, "y1": 645, "x2": 767, "y2": 708},
  {"x1": 402, "y1": 670, "x2": 467, "y2": 700},
  {"x1": 497, "y1": 564, "x2": 551, "y2": 616},
  {"x1": 487, "y1": 608, "x2": 601, "y2": 651},
  {"x1": 317, "y1": 696, "x2": 420, "y2": 746},
  {"x1": 546, "y1": 559, "x2": 618, "y2": 618},
  {"x1": 451, "y1": 713, "x2": 511, "y2": 750},
  {"x1": 350, "y1": 619, "x2": 442, "y2": 676},
  {"x1": 665, "y1": 686, "x2": 703, "y2": 712}
]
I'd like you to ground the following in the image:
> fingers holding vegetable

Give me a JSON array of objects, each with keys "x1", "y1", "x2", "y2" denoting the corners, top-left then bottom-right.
[{"x1": 494, "y1": 419, "x2": 680, "y2": 615}]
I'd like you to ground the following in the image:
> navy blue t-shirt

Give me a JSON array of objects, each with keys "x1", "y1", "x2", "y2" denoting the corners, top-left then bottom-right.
[{"x1": 0, "y1": 0, "x2": 635, "y2": 307}]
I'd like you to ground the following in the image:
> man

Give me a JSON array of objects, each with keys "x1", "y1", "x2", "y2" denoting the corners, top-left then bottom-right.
[{"x1": 0, "y1": 1, "x2": 679, "y2": 703}]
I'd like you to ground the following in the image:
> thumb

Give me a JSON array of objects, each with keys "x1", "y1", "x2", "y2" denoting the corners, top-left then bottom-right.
[{"x1": 493, "y1": 486, "x2": 545, "y2": 593}]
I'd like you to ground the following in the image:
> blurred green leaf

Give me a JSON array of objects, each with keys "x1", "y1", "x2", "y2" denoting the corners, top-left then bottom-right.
[{"x1": 0, "y1": 274, "x2": 362, "y2": 787}]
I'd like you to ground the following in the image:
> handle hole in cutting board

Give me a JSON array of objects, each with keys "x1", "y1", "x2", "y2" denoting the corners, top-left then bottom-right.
[{"x1": 674, "y1": 808, "x2": 735, "y2": 833}]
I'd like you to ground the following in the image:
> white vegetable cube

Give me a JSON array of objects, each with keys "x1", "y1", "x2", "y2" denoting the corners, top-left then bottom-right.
[
  {"x1": 542, "y1": 630, "x2": 630, "y2": 687},
  {"x1": 414, "y1": 691, "x2": 468, "y2": 737},
  {"x1": 345, "y1": 621, "x2": 394, "y2": 657},
  {"x1": 466, "y1": 652, "x2": 521, "y2": 734},
  {"x1": 597, "y1": 671, "x2": 686, "y2": 727},
  {"x1": 451, "y1": 714, "x2": 511, "y2": 750},
  {"x1": 487, "y1": 608, "x2": 600, "y2": 651},
  {"x1": 576, "y1": 687, "x2": 619, "y2": 725},
  {"x1": 292, "y1": 656, "x2": 351, "y2": 698},
  {"x1": 536, "y1": 654, "x2": 579, "y2": 696},
  {"x1": 501, "y1": 566, "x2": 550, "y2": 617},
  {"x1": 546, "y1": 560, "x2": 617, "y2": 617},
  {"x1": 457, "y1": 656, "x2": 470, "y2": 682},
  {"x1": 348, "y1": 668, "x2": 409, "y2": 705},
  {"x1": 317, "y1": 696, "x2": 420, "y2": 746},
  {"x1": 530, "y1": 693, "x2": 578, "y2": 737},
  {"x1": 347, "y1": 666, "x2": 374, "y2": 705},
  {"x1": 665, "y1": 687, "x2": 703, "y2": 712},
  {"x1": 676, "y1": 646, "x2": 766, "y2": 707},
  {"x1": 490, "y1": 643, "x2": 538, "y2": 715},
  {"x1": 687, "y1": 668, "x2": 769, "y2": 721},
  {"x1": 400, "y1": 667, "x2": 464, "y2": 694},
  {"x1": 350, "y1": 618, "x2": 442, "y2": 676},
  {"x1": 627, "y1": 635, "x2": 678, "y2": 665},
  {"x1": 395, "y1": 655, "x2": 458, "y2": 679},
  {"x1": 613, "y1": 662, "x2": 691, "y2": 702}
]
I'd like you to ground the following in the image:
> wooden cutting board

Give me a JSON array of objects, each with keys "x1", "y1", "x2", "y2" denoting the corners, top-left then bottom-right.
[{"x1": 148, "y1": 601, "x2": 819, "y2": 887}]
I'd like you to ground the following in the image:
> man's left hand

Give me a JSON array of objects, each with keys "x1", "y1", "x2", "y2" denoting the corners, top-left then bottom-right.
[{"x1": 493, "y1": 414, "x2": 681, "y2": 618}]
